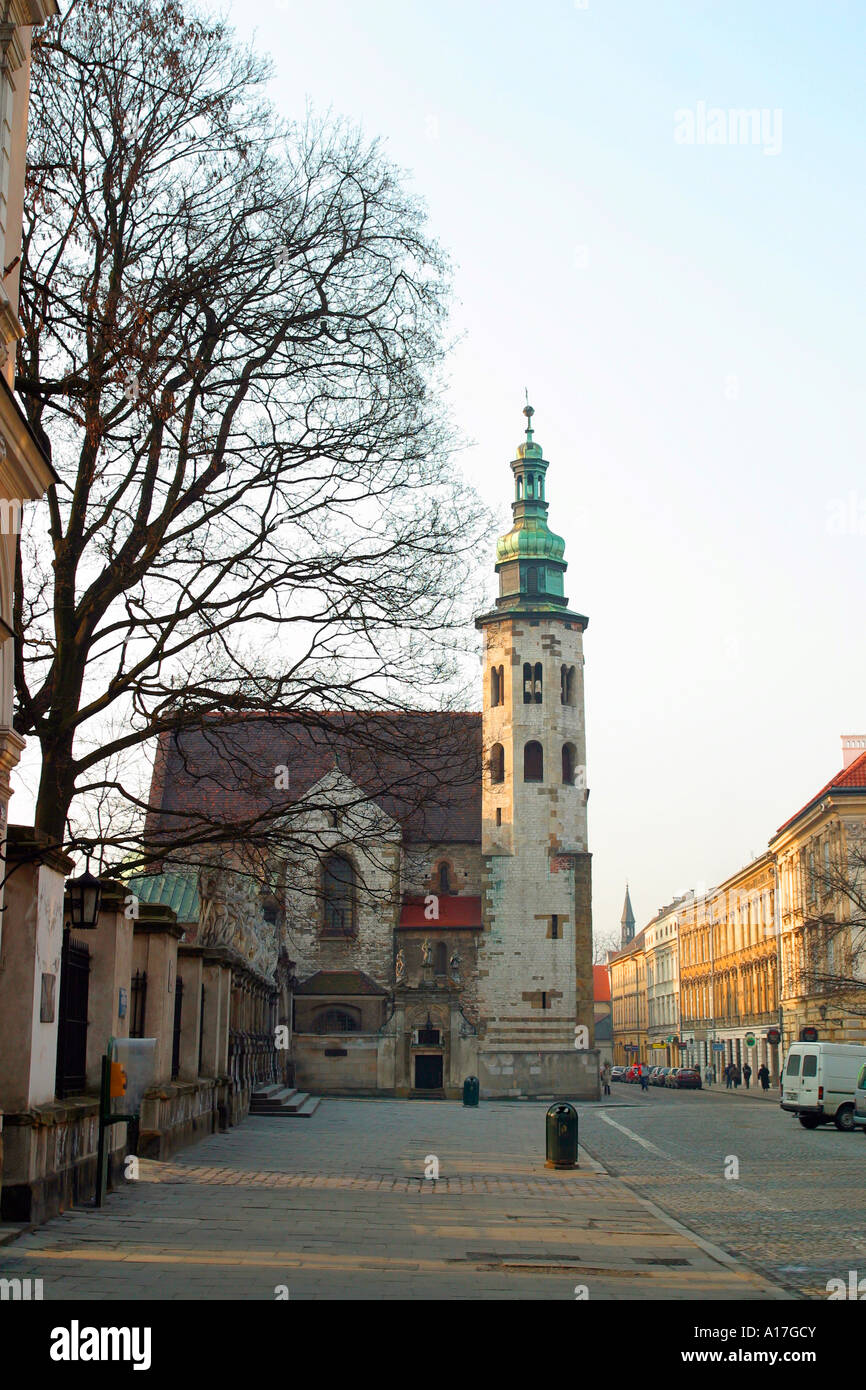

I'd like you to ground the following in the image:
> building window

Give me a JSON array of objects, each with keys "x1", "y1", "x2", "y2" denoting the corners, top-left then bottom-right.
[
  {"x1": 313, "y1": 1008, "x2": 359, "y2": 1033},
  {"x1": 434, "y1": 942, "x2": 447, "y2": 975},
  {"x1": 490, "y1": 742, "x2": 505, "y2": 783},
  {"x1": 527, "y1": 565, "x2": 538, "y2": 593},
  {"x1": 524, "y1": 740, "x2": 544, "y2": 782},
  {"x1": 322, "y1": 854, "x2": 355, "y2": 935},
  {"x1": 562, "y1": 742, "x2": 576, "y2": 785},
  {"x1": 491, "y1": 664, "x2": 505, "y2": 707},
  {"x1": 495, "y1": 807, "x2": 502, "y2": 826},
  {"x1": 541, "y1": 991, "x2": 549, "y2": 1009},
  {"x1": 560, "y1": 664, "x2": 576, "y2": 705},
  {"x1": 551, "y1": 914, "x2": 560, "y2": 939},
  {"x1": 438, "y1": 862, "x2": 451, "y2": 893},
  {"x1": 524, "y1": 661, "x2": 542, "y2": 703}
]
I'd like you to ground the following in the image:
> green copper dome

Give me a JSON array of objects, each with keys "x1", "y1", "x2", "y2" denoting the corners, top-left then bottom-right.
[{"x1": 491, "y1": 403, "x2": 568, "y2": 608}]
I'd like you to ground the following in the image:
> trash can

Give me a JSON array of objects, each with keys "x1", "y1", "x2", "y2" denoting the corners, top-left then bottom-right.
[
  {"x1": 545, "y1": 1102, "x2": 578, "y2": 1168},
  {"x1": 462, "y1": 1076, "x2": 479, "y2": 1107}
]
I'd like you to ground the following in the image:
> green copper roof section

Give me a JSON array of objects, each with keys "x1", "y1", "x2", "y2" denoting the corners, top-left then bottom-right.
[
  {"x1": 495, "y1": 403, "x2": 567, "y2": 565},
  {"x1": 129, "y1": 869, "x2": 200, "y2": 923}
]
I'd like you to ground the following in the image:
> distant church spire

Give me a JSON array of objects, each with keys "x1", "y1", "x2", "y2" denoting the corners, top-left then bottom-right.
[{"x1": 621, "y1": 884, "x2": 635, "y2": 947}]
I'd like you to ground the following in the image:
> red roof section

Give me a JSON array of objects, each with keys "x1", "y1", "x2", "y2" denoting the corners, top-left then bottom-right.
[
  {"x1": 398, "y1": 895, "x2": 482, "y2": 929},
  {"x1": 145, "y1": 711, "x2": 482, "y2": 846},
  {"x1": 593, "y1": 964, "x2": 611, "y2": 1002},
  {"x1": 775, "y1": 748, "x2": 866, "y2": 836}
]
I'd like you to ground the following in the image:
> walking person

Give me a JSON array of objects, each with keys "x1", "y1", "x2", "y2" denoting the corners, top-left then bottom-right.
[
  {"x1": 733, "y1": 1064, "x2": 741, "y2": 1089},
  {"x1": 757, "y1": 1063, "x2": 770, "y2": 1093},
  {"x1": 639, "y1": 1064, "x2": 649, "y2": 1093},
  {"x1": 704, "y1": 1063, "x2": 713, "y2": 1087},
  {"x1": 601, "y1": 1061, "x2": 611, "y2": 1097},
  {"x1": 725, "y1": 1063, "x2": 733, "y2": 1090},
  {"x1": 743, "y1": 1062, "x2": 752, "y2": 1090}
]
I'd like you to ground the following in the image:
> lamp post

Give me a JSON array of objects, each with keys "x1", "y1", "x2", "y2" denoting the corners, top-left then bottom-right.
[{"x1": 67, "y1": 866, "x2": 102, "y2": 929}]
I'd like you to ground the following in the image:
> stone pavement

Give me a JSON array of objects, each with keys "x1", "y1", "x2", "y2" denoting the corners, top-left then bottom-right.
[{"x1": 0, "y1": 1099, "x2": 791, "y2": 1300}]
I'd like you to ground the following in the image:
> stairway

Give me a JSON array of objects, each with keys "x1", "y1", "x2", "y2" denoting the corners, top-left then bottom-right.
[{"x1": 250, "y1": 1084, "x2": 321, "y2": 1118}]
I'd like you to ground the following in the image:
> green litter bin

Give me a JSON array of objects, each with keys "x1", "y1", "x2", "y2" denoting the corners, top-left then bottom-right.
[
  {"x1": 545, "y1": 1102, "x2": 578, "y2": 1168},
  {"x1": 462, "y1": 1076, "x2": 479, "y2": 1107}
]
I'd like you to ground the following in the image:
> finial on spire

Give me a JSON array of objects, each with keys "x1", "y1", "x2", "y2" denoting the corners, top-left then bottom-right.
[{"x1": 523, "y1": 390, "x2": 534, "y2": 441}]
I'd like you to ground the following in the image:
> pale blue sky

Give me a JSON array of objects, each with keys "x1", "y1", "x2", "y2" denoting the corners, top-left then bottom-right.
[
  {"x1": 182, "y1": 0, "x2": 866, "y2": 939},
  {"x1": 21, "y1": 1, "x2": 866, "y2": 944}
]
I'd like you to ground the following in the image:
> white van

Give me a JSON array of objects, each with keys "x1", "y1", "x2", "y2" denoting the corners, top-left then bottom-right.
[
  {"x1": 853, "y1": 1062, "x2": 866, "y2": 1133},
  {"x1": 780, "y1": 1041, "x2": 866, "y2": 1131}
]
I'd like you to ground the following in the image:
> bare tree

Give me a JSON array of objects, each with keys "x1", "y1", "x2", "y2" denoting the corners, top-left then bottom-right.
[
  {"x1": 593, "y1": 929, "x2": 621, "y2": 964},
  {"x1": 15, "y1": 0, "x2": 488, "y2": 868},
  {"x1": 799, "y1": 827, "x2": 866, "y2": 1017}
]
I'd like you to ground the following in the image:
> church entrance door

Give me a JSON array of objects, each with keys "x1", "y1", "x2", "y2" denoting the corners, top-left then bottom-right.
[{"x1": 414, "y1": 1054, "x2": 443, "y2": 1089}]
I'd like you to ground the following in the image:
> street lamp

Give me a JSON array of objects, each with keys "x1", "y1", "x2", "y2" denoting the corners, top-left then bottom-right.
[{"x1": 67, "y1": 867, "x2": 102, "y2": 929}]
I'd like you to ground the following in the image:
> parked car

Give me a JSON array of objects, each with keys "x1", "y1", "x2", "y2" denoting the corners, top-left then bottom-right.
[
  {"x1": 648, "y1": 1066, "x2": 663, "y2": 1084},
  {"x1": 651, "y1": 1067, "x2": 671, "y2": 1086},
  {"x1": 670, "y1": 1067, "x2": 702, "y2": 1089},
  {"x1": 853, "y1": 1062, "x2": 866, "y2": 1133},
  {"x1": 611, "y1": 1066, "x2": 626, "y2": 1082},
  {"x1": 664, "y1": 1068, "x2": 682, "y2": 1087},
  {"x1": 781, "y1": 1041, "x2": 866, "y2": 1131}
]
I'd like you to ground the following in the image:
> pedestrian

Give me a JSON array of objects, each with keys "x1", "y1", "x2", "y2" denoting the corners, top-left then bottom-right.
[
  {"x1": 725, "y1": 1063, "x2": 733, "y2": 1090},
  {"x1": 743, "y1": 1062, "x2": 752, "y2": 1090},
  {"x1": 601, "y1": 1061, "x2": 611, "y2": 1097},
  {"x1": 733, "y1": 1065, "x2": 741, "y2": 1088},
  {"x1": 639, "y1": 1064, "x2": 649, "y2": 1093},
  {"x1": 704, "y1": 1063, "x2": 713, "y2": 1087},
  {"x1": 757, "y1": 1063, "x2": 770, "y2": 1093}
]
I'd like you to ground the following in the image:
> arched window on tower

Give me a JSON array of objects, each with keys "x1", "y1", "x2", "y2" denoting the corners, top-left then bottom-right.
[
  {"x1": 560, "y1": 664, "x2": 576, "y2": 705},
  {"x1": 517, "y1": 477, "x2": 523, "y2": 500},
  {"x1": 526, "y1": 474, "x2": 534, "y2": 497},
  {"x1": 322, "y1": 854, "x2": 355, "y2": 936},
  {"x1": 562, "y1": 742, "x2": 576, "y2": 785},
  {"x1": 491, "y1": 664, "x2": 505, "y2": 707},
  {"x1": 527, "y1": 565, "x2": 538, "y2": 593},
  {"x1": 524, "y1": 740, "x2": 544, "y2": 783},
  {"x1": 533, "y1": 662, "x2": 543, "y2": 703},
  {"x1": 438, "y1": 862, "x2": 452, "y2": 893},
  {"x1": 490, "y1": 743, "x2": 505, "y2": 784},
  {"x1": 538, "y1": 474, "x2": 544, "y2": 498},
  {"x1": 523, "y1": 662, "x2": 532, "y2": 704}
]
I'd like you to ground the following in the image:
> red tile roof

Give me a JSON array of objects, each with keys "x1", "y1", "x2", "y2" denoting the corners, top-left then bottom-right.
[
  {"x1": 775, "y1": 748, "x2": 866, "y2": 836},
  {"x1": 398, "y1": 896, "x2": 482, "y2": 929},
  {"x1": 593, "y1": 964, "x2": 611, "y2": 1001},
  {"x1": 145, "y1": 711, "x2": 482, "y2": 847}
]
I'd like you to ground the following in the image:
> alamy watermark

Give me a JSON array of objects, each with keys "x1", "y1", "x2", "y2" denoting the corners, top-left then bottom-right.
[{"x1": 674, "y1": 103, "x2": 783, "y2": 157}]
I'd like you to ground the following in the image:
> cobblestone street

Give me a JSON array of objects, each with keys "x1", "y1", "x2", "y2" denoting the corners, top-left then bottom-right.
[{"x1": 0, "y1": 1097, "x2": 792, "y2": 1301}]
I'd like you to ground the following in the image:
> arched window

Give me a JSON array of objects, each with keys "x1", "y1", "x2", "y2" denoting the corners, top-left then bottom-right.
[
  {"x1": 538, "y1": 474, "x2": 544, "y2": 498},
  {"x1": 438, "y1": 862, "x2": 451, "y2": 893},
  {"x1": 533, "y1": 661, "x2": 542, "y2": 703},
  {"x1": 560, "y1": 664, "x2": 576, "y2": 705},
  {"x1": 527, "y1": 565, "x2": 538, "y2": 593},
  {"x1": 434, "y1": 942, "x2": 447, "y2": 976},
  {"x1": 526, "y1": 474, "x2": 534, "y2": 497},
  {"x1": 562, "y1": 743, "x2": 576, "y2": 785},
  {"x1": 322, "y1": 854, "x2": 355, "y2": 935},
  {"x1": 490, "y1": 664, "x2": 505, "y2": 707},
  {"x1": 524, "y1": 740, "x2": 544, "y2": 782},
  {"x1": 523, "y1": 661, "x2": 533, "y2": 704},
  {"x1": 490, "y1": 743, "x2": 505, "y2": 783},
  {"x1": 313, "y1": 1008, "x2": 359, "y2": 1034},
  {"x1": 517, "y1": 477, "x2": 523, "y2": 499}
]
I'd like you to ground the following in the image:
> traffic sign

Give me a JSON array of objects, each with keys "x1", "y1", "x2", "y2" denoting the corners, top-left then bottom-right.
[
  {"x1": 766, "y1": 1028, "x2": 781, "y2": 1045},
  {"x1": 712, "y1": 1042, "x2": 725, "y2": 1052}
]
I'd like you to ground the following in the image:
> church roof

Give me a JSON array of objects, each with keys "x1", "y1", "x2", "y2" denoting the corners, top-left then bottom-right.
[
  {"x1": 621, "y1": 885, "x2": 635, "y2": 928},
  {"x1": 398, "y1": 895, "x2": 482, "y2": 929},
  {"x1": 129, "y1": 869, "x2": 199, "y2": 923},
  {"x1": 145, "y1": 711, "x2": 482, "y2": 847}
]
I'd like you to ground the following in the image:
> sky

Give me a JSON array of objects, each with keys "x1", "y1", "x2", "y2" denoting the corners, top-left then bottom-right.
[{"x1": 18, "y1": 0, "x2": 866, "y2": 944}]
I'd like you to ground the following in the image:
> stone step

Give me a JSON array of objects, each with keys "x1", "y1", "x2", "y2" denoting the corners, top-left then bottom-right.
[
  {"x1": 252, "y1": 1084, "x2": 284, "y2": 1100},
  {"x1": 250, "y1": 1087, "x2": 300, "y2": 1109},
  {"x1": 250, "y1": 1092, "x2": 321, "y2": 1118}
]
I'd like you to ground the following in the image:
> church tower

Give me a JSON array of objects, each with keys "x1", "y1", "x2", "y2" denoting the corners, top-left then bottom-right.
[
  {"x1": 621, "y1": 885, "x2": 635, "y2": 948},
  {"x1": 475, "y1": 404, "x2": 598, "y2": 1099}
]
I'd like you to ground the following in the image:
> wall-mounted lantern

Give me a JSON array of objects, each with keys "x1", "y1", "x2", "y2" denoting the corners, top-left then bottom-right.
[{"x1": 67, "y1": 867, "x2": 102, "y2": 929}]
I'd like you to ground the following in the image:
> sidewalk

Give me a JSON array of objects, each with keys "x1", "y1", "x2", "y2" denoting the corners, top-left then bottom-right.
[{"x1": 0, "y1": 1100, "x2": 791, "y2": 1300}]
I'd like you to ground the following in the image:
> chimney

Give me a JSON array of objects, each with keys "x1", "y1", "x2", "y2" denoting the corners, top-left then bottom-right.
[{"x1": 841, "y1": 734, "x2": 866, "y2": 770}]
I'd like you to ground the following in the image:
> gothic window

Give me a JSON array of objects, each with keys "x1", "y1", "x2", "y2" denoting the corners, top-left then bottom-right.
[
  {"x1": 490, "y1": 743, "x2": 505, "y2": 783},
  {"x1": 438, "y1": 862, "x2": 451, "y2": 893},
  {"x1": 490, "y1": 664, "x2": 505, "y2": 707},
  {"x1": 524, "y1": 740, "x2": 543, "y2": 782},
  {"x1": 313, "y1": 1008, "x2": 359, "y2": 1033},
  {"x1": 322, "y1": 854, "x2": 355, "y2": 935}
]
